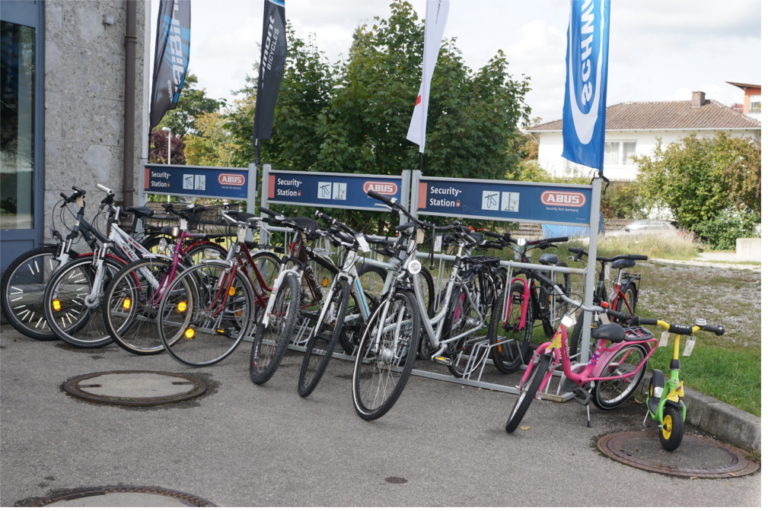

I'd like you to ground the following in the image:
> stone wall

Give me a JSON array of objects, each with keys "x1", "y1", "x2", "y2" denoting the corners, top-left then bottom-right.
[{"x1": 44, "y1": 0, "x2": 147, "y2": 230}]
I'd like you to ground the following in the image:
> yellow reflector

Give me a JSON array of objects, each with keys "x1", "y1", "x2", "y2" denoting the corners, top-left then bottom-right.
[
  {"x1": 184, "y1": 328, "x2": 195, "y2": 339},
  {"x1": 52, "y1": 299, "x2": 62, "y2": 312},
  {"x1": 216, "y1": 329, "x2": 225, "y2": 334},
  {"x1": 122, "y1": 297, "x2": 132, "y2": 310},
  {"x1": 228, "y1": 286, "x2": 236, "y2": 296},
  {"x1": 321, "y1": 277, "x2": 330, "y2": 287},
  {"x1": 177, "y1": 301, "x2": 188, "y2": 313}
]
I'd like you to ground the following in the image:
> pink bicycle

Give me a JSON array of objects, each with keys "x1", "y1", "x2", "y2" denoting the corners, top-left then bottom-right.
[{"x1": 505, "y1": 270, "x2": 658, "y2": 433}]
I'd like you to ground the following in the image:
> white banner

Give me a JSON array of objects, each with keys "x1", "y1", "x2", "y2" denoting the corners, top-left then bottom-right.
[{"x1": 406, "y1": 0, "x2": 450, "y2": 154}]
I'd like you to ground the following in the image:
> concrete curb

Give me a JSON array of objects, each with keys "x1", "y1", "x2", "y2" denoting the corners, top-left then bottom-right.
[{"x1": 640, "y1": 374, "x2": 761, "y2": 452}]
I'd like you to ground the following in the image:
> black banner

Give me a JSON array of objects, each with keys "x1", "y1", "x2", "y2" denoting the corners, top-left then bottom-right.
[
  {"x1": 253, "y1": 0, "x2": 287, "y2": 143},
  {"x1": 149, "y1": 0, "x2": 191, "y2": 129}
]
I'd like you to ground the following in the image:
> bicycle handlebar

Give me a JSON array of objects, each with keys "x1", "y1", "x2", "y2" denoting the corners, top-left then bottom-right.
[
  {"x1": 60, "y1": 186, "x2": 87, "y2": 206},
  {"x1": 637, "y1": 318, "x2": 725, "y2": 336},
  {"x1": 569, "y1": 247, "x2": 648, "y2": 262}
]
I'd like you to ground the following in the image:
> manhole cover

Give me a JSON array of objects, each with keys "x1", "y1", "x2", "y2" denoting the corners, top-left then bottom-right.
[
  {"x1": 596, "y1": 431, "x2": 759, "y2": 478},
  {"x1": 15, "y1": 485, "x2": 216, "y2": 506},
  {"x1": 62, "y1": 370, "x2": 207, "y2": 406}
]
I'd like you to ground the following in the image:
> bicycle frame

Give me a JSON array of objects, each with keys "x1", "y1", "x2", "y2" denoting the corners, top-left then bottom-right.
[{"x1": 523, "y1": 320, "x2": 658, "y2": 397}]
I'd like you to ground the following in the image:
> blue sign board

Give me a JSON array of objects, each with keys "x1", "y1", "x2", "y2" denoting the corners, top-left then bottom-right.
[
  {"x1": 266, "y1": 170, "x2": 404, "y2": 211},
  {"x1": 416, "y1": 176, "x2": 592, "y2": 225},
  {"x1": 144, "y1": 164, "x2": 249, "y2": 200}
]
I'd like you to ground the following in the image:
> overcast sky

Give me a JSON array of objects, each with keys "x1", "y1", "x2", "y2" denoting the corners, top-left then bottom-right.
[{"x1": 151, "y1": 0, "x2": 762, "y2": 123}]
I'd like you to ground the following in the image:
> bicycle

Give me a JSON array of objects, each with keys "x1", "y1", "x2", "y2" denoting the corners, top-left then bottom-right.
[
  {"x1": 155, "y1": 211, "x2": 280, "y2": 366},
  {"x1": 101, "y1": 203, "x2": 229, "y2": 355},
  {"x1": 486, "y1": 234, "x2": 572, "y2": 373},
  {"x1": 41, "y1": 185, "x2": 163, "y2": 348},
  {"x1": 643, "y1": 318, "x2": 725, "y2": 451},
  {"x1": 567, "y1": 248, "x2": 647, "y2": 357},
  {"x1": 351, "y1": 191, "x2": 501, "y2": 420},
  {"x1": 1, "y1": 187, "x2": 154, "y2": 340},
  {"x1": 505, "y1": 270, "x2": 659, "y2": 433},
  {"x1": 296, "y1": 210, "x2": 387, "y2": 397},
  {"x1": 248, "y1": 207, "x2": 342, "y2": 384}
]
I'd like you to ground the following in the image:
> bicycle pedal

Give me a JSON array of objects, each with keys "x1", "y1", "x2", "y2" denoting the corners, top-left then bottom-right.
[
  {"x1": 572, "y1": 386, "x2": 591, "y2": 406},
  {"x1": 432, "y1": 356, "x2": 451, "y2": 366}
]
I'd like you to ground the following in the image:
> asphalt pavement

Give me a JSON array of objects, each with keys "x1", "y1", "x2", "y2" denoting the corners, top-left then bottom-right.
[{"x1": 0, "y1": 324, "x2": 760, "y2": 507}]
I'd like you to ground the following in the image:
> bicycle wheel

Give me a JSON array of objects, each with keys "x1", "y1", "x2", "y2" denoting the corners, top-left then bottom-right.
[
  {"x1": 103, "y1": 258, "x2": 177, "y2": 355},
  {"x1": 357, "y1": 264, "x2": 386, "y2": 305},
  {"x1": 1, "y1": 246, "x2": 77, "y2": 340},
  {"x1": 506, "y1": 353, "x2": 551, "y2": 433},
  {"x1": 158, "y1": 261, "x2": 254, "y2": 366},
  {"x1": 446, "y1": 272, "x2": 495, "y2": 378},
  {"x1": 592, "y1": 343, "x2": 648, "y2": 410},
  {"x1": 659, "y1": 404, "x2": 684, "y2": 451},
  {"x1": 615, "y1": 281, "x2": 638, "y2": 314},
  {"x1": 490, "y1": 281, "x2": 533, "y2": 373},
  {"x1": 43, "y1": 256, "x2": 124, "y2": 348},
  {"x1": 246, "y1": 250, "x2": 281, "y2": 295},
  {"x1": 297, "y1": 280, "x2": 351, "y2": 397},
  {"x1": 249, "y1": 272, "x2": 300, "y2": 384},
  {"x1": 352, "y1": 290, "x2": 420, "y2": 421}
]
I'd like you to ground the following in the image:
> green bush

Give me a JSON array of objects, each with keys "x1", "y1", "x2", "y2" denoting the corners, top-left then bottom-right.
[{"x1": 694, "y1": 207, "x2": 760, "y2": 250}]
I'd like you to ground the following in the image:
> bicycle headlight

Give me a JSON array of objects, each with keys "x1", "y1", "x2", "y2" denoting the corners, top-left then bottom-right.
[
  {"x1": 157, "y1": 237, "x2": 168, "y2": 252},
  {"x1": 171, "y1": 226, "x2": 179, "y2": 238},
  {"x1": 561, "y1": 313, "x2": 577, "y2": 328},
  {"x1": 416, "y1": 229, "x2": 425, "y2": 244},
  {"x1": 407, "y1": 259, "x2": 422, "y2": 275}
]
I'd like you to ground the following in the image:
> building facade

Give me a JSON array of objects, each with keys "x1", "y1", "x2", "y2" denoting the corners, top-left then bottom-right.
[
  {"x1": 529, "y1": 91, "x2": 761, "y2": 181},
  {"x1": 1, "y1": 0, "x2": 150, "y2": 272}
]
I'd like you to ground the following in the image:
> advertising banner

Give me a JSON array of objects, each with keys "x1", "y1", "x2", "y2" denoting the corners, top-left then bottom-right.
[
  {"x1": 416, "y1": 176, "x2": 592, "y2": 225},
  {"x1": 562, "y1": 0, "x2": 610, "y2": 171},
  {"x1": 253, "y1": 0, "x2": 287, "y2": 142},
  {"x1": 266, "y1": 170, "x2": 404, "y2": 211},
  {"x1": 149, "y1": 0, "x2": 191, "y2": 129},
  {"x1": 406, "y1": 0, "x2": 450, "y2": 153},
  {"x1": 144, "y1": 164, "x2": 249, "y2": 200}
]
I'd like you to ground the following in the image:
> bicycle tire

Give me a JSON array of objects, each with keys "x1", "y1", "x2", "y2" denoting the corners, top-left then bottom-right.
[
  {"x1": 506, "y1": 353, "x2": 551, "y2": 433},
  {"x1": 592, "y1": 343, "x2": 648, "y2": 410},
  {"x1": 158, "y1": 261, "x2": 254, "y2": 366},
  {"x1": 659, "y1": 404, "x2": 684, "y2": 451},
  {"x1": 297, "y1": 280, "x2": 351, "y2": 397},
  {"x1": 352, "y1": 290, "x2": 420, "y2": 421},
  {"x1": 249, "y1": 272, "x2": 300, "y2": 384},
  {"x1": 43, "y1": 256, "x2": 125, "y2": 348},
  {"x1": 103, "y1": 258, "x2": 176, "y2": 355},
  {"x1": 490, "y1": 281, "x2": 533, "y2": 373},
  {"x1": 1, "y1": 245, "x2": 77, "y2": 340},
  {"x1": 615, "y1": 281, "x2": 638, "y2": 314}
]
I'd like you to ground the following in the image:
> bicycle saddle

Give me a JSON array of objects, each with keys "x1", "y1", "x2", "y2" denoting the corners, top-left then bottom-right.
[
  {"x1": 538, "y1": 253, "x2": 560, "y2": 266},
  {"x1": 124, "y1": 206, "x2": 154, "y2": 218},
  {"x1": 611, "y1": 258, "x2": 636, "y2": 270},
  {"x1": 590, "y1": 322, "x2": 626, "y2": 342}
]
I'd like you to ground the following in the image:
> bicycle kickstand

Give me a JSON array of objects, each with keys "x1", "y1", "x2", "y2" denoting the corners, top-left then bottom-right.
[
  {"x1": 585, "y1": 402, "x2": 591, "y2": 428},
  {"x1": 642, "y1": 410, "x2": 651, "y2": 428}
]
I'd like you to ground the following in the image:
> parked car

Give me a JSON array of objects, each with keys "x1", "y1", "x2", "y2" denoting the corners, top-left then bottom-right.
[{"x1": 624, "y1": 219, "x2": 677, "y2": 232}]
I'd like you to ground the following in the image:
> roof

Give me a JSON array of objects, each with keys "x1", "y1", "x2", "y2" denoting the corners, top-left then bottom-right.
[
  {"x1": 529, "y1": 99, "x2": 761, "y2": 132},
  {"x1": 727, "y1": 81, "x2": 761, "y2": 91}
]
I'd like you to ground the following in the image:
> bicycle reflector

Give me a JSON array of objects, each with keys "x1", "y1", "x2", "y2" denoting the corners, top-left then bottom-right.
[
  {"x1": 122, "y1": 297, "x2": 132, "y2": 310},
  {"x1": 228, "y1": 286, "x2": 236, "y2": 296},
  {"x1": 177, "y1": 301, "x2": 188, "y2": 313},
  {"x1": 184, "y1": 327, "x2": 195, "y2": 339},
  {"x1": 321, "y1": 277, "x2": 330, "y2": 287},
  {"x1": 52, "y1": 298, "x2": 62, "y2": 312}
]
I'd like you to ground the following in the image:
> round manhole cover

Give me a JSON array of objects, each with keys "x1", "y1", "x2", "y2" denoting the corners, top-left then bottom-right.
[
  {"x1": 596, "y1": 431, "x2": 759, "y2": 478},
  {"x1": 14, "y1": 485, "x2": 216, "y2": 506},
  {"x1": 62, "y1": 370, "x2": 207, "y2": 406}
]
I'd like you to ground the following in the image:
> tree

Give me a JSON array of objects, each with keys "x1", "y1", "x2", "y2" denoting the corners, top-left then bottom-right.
[
  {"x1": 149, "y1": 130, "x2": 185, "y2": 164},
  {"x1": 635, "y1": 132, "x2": 761, "y2": 247},
  {"x1": 156, "y1": 73, "x2": 226, "y2": 136}
]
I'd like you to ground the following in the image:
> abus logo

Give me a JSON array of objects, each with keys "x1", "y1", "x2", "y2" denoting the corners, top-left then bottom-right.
[
  {"x1": 218, "y1": 174, "x2": 245, "y2": 186},
  {"x1": 541, "y1": 191, "x2": 586, "y2": 208},
  {"x1": 363, "y1": 181, "x2": 398, "y2": 195}
]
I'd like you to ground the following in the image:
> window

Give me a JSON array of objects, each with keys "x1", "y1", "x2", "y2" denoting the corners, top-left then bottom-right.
[
  {"x1": 749, "y1": 95, "x2": 761, "y2": 113},
  {"x1": 604, "y1": 140, "x2": 636, "y2": 166},
  {"x1": 0, "y1": 21, "x2": 35, "y2": 229}
]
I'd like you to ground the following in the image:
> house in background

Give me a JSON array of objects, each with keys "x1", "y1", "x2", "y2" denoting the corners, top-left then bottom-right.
[
  {"x1": 727, "y1": 81, "x2": 761, "y2": 122},
  {"x1": 528, "y1": 90, "x2": 761, "y2": 181}
]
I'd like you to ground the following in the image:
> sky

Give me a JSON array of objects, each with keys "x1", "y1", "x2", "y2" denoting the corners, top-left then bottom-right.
[{"x1": 151, "y1": 0, "x2": 762, "y2": 124}]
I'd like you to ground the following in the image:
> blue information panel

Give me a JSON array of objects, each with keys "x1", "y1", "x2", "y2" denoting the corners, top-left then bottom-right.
[
  {"x1": 266, "y1": 170, "x2": 404, "y2": 211},
  {"x1": 417, "y1": 176, "x2": 592, "y2": 225},
  {"x1": 144, "y1": 164, "x2": 249, "y2": 200}
]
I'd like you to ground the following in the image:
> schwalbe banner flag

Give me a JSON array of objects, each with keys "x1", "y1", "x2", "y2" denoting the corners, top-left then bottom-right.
[
  {"x1": 150, "y1": 0, "x2": 191, "y2": 129},
  {"x1": 562, "y1": 0, "x2": 610, "y2": 172},
  {"x1": 253, "y1": 0, "x2": 287, "y2": 143},
  {"x1": 406, "y1": 0, "x2": 450, "y2": 154}
]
